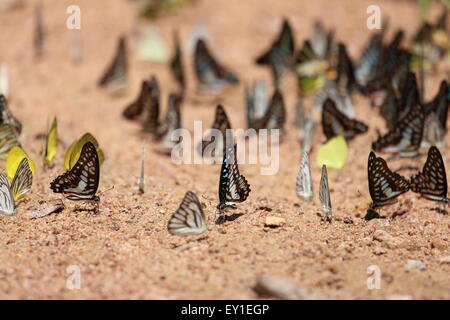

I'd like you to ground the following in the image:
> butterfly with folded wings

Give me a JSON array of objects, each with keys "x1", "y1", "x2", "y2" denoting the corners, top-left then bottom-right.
[
  {"x1": 217, "y1": 144, "x2": 251, "y2": 212},
  {"x1": 296, "y1": 152, "x2": 313, "y2": 200},
  {"x1": 194, "y1": 39, "x2": 239, "y2": 93},
  {"x1": 321, "y1": 98, "x2": 368, "y2": 141},
  {"x1": 198, "y1": 104, "x2": 232, "y2": 157},
  {"x1": 372, "y1": 101, "x2": 425, "y2": 157},
  {"x1": 367, "y1": 151, "x2": 410, "y2": 208},
  {"x1": 256, "y1": 19, "x2": 295, "y2": 87},
  {"x1": 410, "y1": 146, "x2": 449, "y2": 203},
  {"x1": 50, "y1": 141, "x2": 100, "y2": 202},
  {"x1": 98, "y1": 37, "x2": 128, "y2": 88},
  {"x1": 168, "y1": 191, "x2": 208, "y2": 235},
  {"x1": 250, "y1": 89, "x2": 286, "y2": 134},
  {"x1": 170, "y1": 31, "x2": 186, "y2": 94},
  {"x1": 319, "y1": 165, "x2": 332, "y2": 221}
]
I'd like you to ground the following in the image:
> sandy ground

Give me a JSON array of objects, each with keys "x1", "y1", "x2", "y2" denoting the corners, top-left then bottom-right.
[{"x1": 0, "y1": 0, "x2": 449, "y2": 299}]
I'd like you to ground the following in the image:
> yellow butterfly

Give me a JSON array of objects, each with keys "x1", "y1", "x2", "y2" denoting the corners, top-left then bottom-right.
[
  {"x1": 7, "y1": 146, "x2": 35, "y2": 180},
  {"x1": 317, "y1": 135, "x2": 348, "y2": 170},
  {"x1": 64, "y1": 133, "x2": 104, "y2": 170},
  {"x1": 43, "y1": 117, "x2": 58, "y2": 166}
]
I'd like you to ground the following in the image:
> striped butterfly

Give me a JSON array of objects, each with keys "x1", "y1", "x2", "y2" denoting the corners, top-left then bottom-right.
[
  {"x1": 355, "y1": 29, "x2": 383, "y2": 86},
  {"x1": 123, "y1": 77, "x2": 160, "y2": 135},
  {"x1": 199, "y1": 104, "x2": 231, "y2": 157},
  {"x1": 423, "y1": 80, "x2": 449, "y2": 132},
  {"x1": 0, "y1": 95, "x2": 22, "y2": 135},
  {"x1": 168, "y1": 191, "x2": 208, "y2": 235},
  {"x1": 321, "y1": 98, "x2": 368, "y2": 141},
  {"x1": 256, "y1": 19, "x2": 295, "y2": 86},
  {"x1": 155, "y1": 93, "x2": 182, "y2": 147},
  {"x1": 43, "y1": 117, "x2": 58, "y2": 167},
  {"x1": 0, "y1": 123, "x2": 20, "y2": 160},
  {"x1": 194, "y1": 39, "x2": 239, "y2": 93},
  {"x1": 170, "y1": 31, "x2": 185, "y2": 93},
  {"x1": 0, "y1": 157, "x2": 33, "y2": 215},
  {"x1": 319, "y1": 165, "x2": 332, "y2": 220},
  {"x1": 251, "y1": 89, "x2": 286, "y2": 133},
  {"x1": 368, "y1": 151, "x2": 410, "y2": 208},
  {"x1": 98, "y1": 36, "x2": 128, "y2": 88},
  {"x1": 246, "y1": 80, "x2": 269, "y2": 129},
  {"x1": 410, "y1": 146, "x2": 449, "y2": 203},
  {"x1": 50, "y1": 141, "x2": 100, "y2": 202},
  {"x1": 296, "y1": 152, "x2": 313, "y2": 200},
  {"x1": 217, "y1": 144, "x2": 251, "y2": 212},
  {"x1": 372, "y1": 102, "x2": 425, "y2": 157}
]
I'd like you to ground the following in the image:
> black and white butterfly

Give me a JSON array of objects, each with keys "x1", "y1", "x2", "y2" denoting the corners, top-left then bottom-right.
[
  {"x1": 0, "y1": 94, "x2": 22, "y2": 135},
  {"x1": 168, "y1": 191, "x2": 208, "y2": 235},
  {"x1": 321, "y1": 98, "x2": 368, "y2": 141},
  {"x1": 155, "y1": 93, "x2": 182, "y2": 151},
  {"x1": 319, "y1": 165, "x2": 332, "y2": 220},
  {"x1": 250, "y1": 89, "x2": 286, "y2": 134},
  {"x1": 217, "y1": 144, "x2": 251, "y2": 212},
  {"x1": 50, "y1": 141, "x2": 100, "y2": 202},
  {"x1": 368, "y1": 151, "x2": 410, "y2": 208},
  {"x1": 98, "y1": 36, "x2": 128, "y2": 88},
  {"x1": 423, "y1": 80, "x2": 449, "y2": 132},
  {"x1": 123, "y1": 76, "x2": 160, "y2": 135},
  {"x1": 372, "y1": 101, "x2": 425, "y2": 157},
  {"x1": 0, "y1": 158, "x2": 33, "y2": 216},
  {"x1": 410, "y1": 146, "x2": 449, "y2": 203},
  {"x1": 199, "y1": 104, "x2": 232, "y2": 157},
  {"x1": 194, "y1": 39, "x2": 239, "y2": 93},
  {"x1": 256, "y1": 19, "x2": 295, "y2": 87},
  {"x1": 245, "y1": 80, "x2": 269, "y2": 129},
  {"x1": 296, "y1": 152, "x2": 313, "y2": 200}
]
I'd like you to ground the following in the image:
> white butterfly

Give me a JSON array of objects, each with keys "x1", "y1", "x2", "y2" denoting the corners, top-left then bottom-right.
[
  {"x1": 319, "y1": 165, "x2": 332, "y2": 219},
  {"x1": 168, "y1": 191, "x2": 208, "y2": 235},
  {"x1": 296, "y1": 152, "x2": 313, "y2": 200},
  {"x1": 0, "y1": 158, "x2": 33, "y2": 216}
]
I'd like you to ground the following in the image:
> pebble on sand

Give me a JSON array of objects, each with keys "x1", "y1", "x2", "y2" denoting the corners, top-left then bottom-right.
[
  {"x1": 404, "y1": 260, "x2": 426, "y2": 271},
  {"x1": 253, "y1": 276, "x2": 328, "y2": 300},
  {"x1": 264, "y1": 217, "x2": 286, "y2": 228}
]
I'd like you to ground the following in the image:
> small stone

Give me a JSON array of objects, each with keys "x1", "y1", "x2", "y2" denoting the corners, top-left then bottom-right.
[
  {"x1": 253, "y1": 276, "x2": 328, "y2": 300},
  {"x1": 387, "y1": 294, "x2": 412, "y2": 300},
  {"x1": 264, "y1": 217, "x2": 286, "y2": 228},
  {"x1": 431, "y1": 238, "x2": 447, "y2": 251},
  {"x1": 343, "y1": 217, "x2": 353, "y2": 224},
  {"x1": 373, "y1": 245, "x2": 387, "y2": 255},
  {"x1": 405, "y1": 260, "x2": 426, "y2": 271},
  {"x1": 373, "y1": 230, "x2": 391, "y2": 242}
]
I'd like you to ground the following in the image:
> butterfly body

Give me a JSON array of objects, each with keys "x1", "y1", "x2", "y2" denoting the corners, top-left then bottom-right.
[
  {"x1": 217, "y1": 145, "x2": 250, "y2": 213},
  {"x1": 51, "y1": 141, "x2": 100, "y2": 202}
]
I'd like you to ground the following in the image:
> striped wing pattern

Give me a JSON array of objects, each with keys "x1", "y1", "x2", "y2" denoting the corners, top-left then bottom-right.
[
  {"x1": 0, "y1": 173, "x2": 15, "y2": 215},
  {"x1": 50, "y1": 142, "x2": 100, "y2": 201},
  {"x1": 319, "y1": 165, "x2": 332, "y2": 216},
  {"x1": 296, "y1": 152, "x2": 313, "y2": 200},
  {"x1": 11, "y1": 158, "x2": 33, "y2": 202},
  {"x1": 410, "y1": 146, "x2": 449, "y2": 202},
  {"x1": 368, "y1": 151, "x2": 410, "y2": 207},
  {"x1": 168, "y1": 191, "x2": 208, "y2": 235},
  {"x1": 0, "y1": 123, "x2": 20, "y2": 160}
]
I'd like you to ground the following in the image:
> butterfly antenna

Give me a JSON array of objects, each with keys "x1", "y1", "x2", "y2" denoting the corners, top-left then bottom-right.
[
  {"x1": 138, "y1": 140, "x2": 146, "y2": 194},
  {"x1": 98, "y1": 185, "x2": 115, "y2": 196}
]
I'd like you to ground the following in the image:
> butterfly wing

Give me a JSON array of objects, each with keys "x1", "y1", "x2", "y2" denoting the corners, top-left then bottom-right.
[
  {"x1": 43, "y1": 117, "x2": 58, "y2": 165},
  {"x1": 170, "y1": 32, "x2": 185, "y2": 91},
  {"x1": 168, "y1": 191, "x2": 208, "y2": 235},
  {"x1": 51, "y1": 141, "x2": 100, "y2": 200},
  {"x1": 410, "y1": 146, "x2": 448, "y2": 200},
  {"x1": 0, "y1": 95, "x2": 22, "y2": 135},
  {"x1": 321, "y1": 99, "x2": 368, "y2": 140},
  {"x1": 141, "y1": 77, "x2": 160, "y2": 134},
  {"x1": 10, "y1": 157, "x2": 33, "y2": 202},
  {"x1": 296, "y1": 152, "x2": 313, "y2": 200},
  {"x1": 367, "y1": 151, "x2": 410, "y2": 206},
  {"x1": 200, "y1": 104, "x2": 231, "y2": 154},
  {"x1": 0, "y1": 173, "x2": 15, "y2": 215},
  {"x1": 0, "y1": 124, "x2": 20, "y2": 160},
  {"x1": 98, "y1": 37, "x2": 128, "y2": 87},
  {"x1": 372, "y1": 102, "x2": 424, "y2": 153},
  {"x1": 319, "y1": 165, "x2": 332, "y2": 216}
]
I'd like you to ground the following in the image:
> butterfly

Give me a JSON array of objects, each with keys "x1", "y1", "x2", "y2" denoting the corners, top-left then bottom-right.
[
  {"x1": 317, "y1": 135, "x2": 348, "y2": 170},
  {"x1": 310, "y1": 20, "x2": 334, "y2": 60},
  {"x1": 300, "y1": 116, "x2": 316, "y2": 154},
  {"x1": 423, "y1": 80, "x2": 449, "y2": 132},
  {"x1": 98, "y1": 36, "x2": 128, "y2": 88},
  {"x1": 250, "y1": 89, "x2": 286, "y2": 134},
  {"x1": 355, "y1": 29, "x2": 384, "y2": 86},
  {"x1": 293, "y1": 94, "x2": 305, "y2": 132},
  {"x1": 0, "y1": 94, "x2": 22, "y2": 135},
  {"x1": 319, "y1": 165, "x2": 332, "y2": 220},
  {"x1": 256, "y1": 19, "x2": 295, "y2": 86},
  {"x1": 321, "y1": 98, "x2": 368, "y2": 141},
  {"x1": 168, "y1": 191, "x2": 208, "y2": 235},
  {"x1": 7, "y1": 146, "x2": 35, "y2": 180},
  {"x1": 199, "y1": 104, "x2": 232, "y2": 157},
  {"x1": 336, "y1": 42, "x2": 356, "y2": 94},
  {"x1": 0, "y1": 157, "x2": 33, "y2": 215},
  {"x1": 217, "y1": 144, "x2": 251, "y2": 212},
  {"x1": 194, "y1": 39, "x2": 239, "y2": 93},
  {"x1": 421, "y1": 111, "x2": 445, "y2": 148},
  {"x1": 410, "y1": 146, "x2": 449, "y2": 203},
  {"x1": 367, "y1": 151, "x2": 410, "y2": 208},
  {"x1": 245, "y1": 80, "x2": 269, "y2": 129},
  {"x1": 296, "y1": 151, "x2": 313, "y2": 200},
  {"x1": 51, "y1": 141, "x2": 100, "y2": 202},
  {"x1": 123, "y1": 77, "x2": 160, "y2": 135},
  {"x1": 154, "y1": 93, "x2": 182, "y2": 152},
  {"x1": 0, "y1": 123, "x2": 20, "y2": 160},
  {"x1": 372, "y1": 102, "x2": 424, "y2": 157},
  {"x1": 170, "y1": 31, "x2": 186, "y2": 94},
  {"x1": 314, "y1": 78, "x2": 354, "y2": 119},
  {"x1": 43, "y1": 117, "x2": 58, "y2": 167}
]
